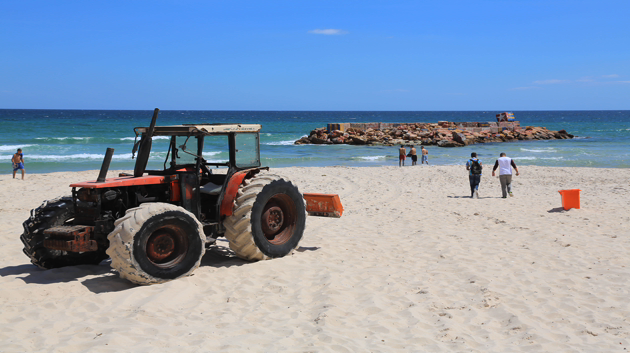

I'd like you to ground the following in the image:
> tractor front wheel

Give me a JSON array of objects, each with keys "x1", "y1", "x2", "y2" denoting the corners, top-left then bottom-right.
[
  {"x1": 224, "y1": 173, "x2": 306, "y2": 261},
  {"x1": 107, "y1": 203, "x2": 205, "y2": 285}
]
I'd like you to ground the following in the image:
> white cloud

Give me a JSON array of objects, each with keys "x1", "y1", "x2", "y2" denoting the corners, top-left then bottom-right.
[
  {"x1": 602, "y1": 74, "x2": 619, "y2": 78},
  {"x1": 533, "y1": 79, "x2": 570, "y2": 85},
  {"x1": 308, "y1": 29, "x2": 348, "y2": 35}
]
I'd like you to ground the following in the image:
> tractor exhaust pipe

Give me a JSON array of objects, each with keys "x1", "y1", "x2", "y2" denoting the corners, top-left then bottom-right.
[
  {"x1": 133, "y1": 108, "x2": 160, "y2": 177},
  {"x1": 97, "y1": 148, "x2": 115, "y2": 182},
  {"x1": 147, "y1": 108, "x2": 159, "y2": 137}
]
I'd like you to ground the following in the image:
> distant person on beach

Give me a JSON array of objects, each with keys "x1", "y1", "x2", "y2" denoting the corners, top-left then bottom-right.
[
  {"x1": 492, "y1": 153, "x2": 519, "y2": 198},
  {"x1": 466, "y1": 152, "x2": 482, "y2": 198},
  {"x1": 12, "y1": 148, "x2": 25, "y2": 180},
  {"x1": 421, "y1": 146, "x2": 429, "y2": 165},
  {"x1": 409, "y1": 145, "x2": 417, "y2": 166},
  {"x1": 399, "y1": 145, "x2": 406, "y2": 167}
]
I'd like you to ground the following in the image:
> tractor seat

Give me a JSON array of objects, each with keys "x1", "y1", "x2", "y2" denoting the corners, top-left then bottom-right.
[{"x1": 200, "y1": 182, "x2": 223, "y2": 195}]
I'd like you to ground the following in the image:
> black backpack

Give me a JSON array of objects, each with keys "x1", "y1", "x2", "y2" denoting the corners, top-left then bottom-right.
[{"x1": 470, "y1": 159, "x2": 482, "y2": 175}]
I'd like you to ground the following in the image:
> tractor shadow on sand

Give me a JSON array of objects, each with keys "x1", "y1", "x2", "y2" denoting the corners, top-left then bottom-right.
[
  {"x1": 1, "y1": 260, "x2": 136, "y2": 293},
  {"x1": 201, "y1": 239, "x2": 320, "y2": 268},
  {"x1": 3, "y1": 241, "x2": 321, "y2": 294},
  {"x1": 201, "y1": 239, "x2": 249, "y2": 268}
]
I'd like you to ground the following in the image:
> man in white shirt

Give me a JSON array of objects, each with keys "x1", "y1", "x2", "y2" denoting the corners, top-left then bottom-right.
[{"x1": 492, "y1": 153, "x2": 519, "y2": 198}]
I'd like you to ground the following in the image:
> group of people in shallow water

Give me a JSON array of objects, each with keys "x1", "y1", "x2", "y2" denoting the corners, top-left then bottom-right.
[
  {"x1": 397, "y1": 146, "x2": 519, "y2": 199},
  {"x1": 398, "y1": 145, "x2": 429, "y2": 167}
]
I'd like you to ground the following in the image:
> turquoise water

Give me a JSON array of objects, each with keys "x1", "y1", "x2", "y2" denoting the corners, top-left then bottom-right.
[{"x1": 1, "y1": 110, "x2": 628, "y2": 174}]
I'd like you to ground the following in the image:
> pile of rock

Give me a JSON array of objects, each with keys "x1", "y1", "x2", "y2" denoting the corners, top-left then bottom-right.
[{"x1": 294, "y1": 122, "x2": 574, "y2": 147}]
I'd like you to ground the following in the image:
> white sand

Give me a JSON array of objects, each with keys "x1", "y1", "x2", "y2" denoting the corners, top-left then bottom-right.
[{"x1": 1, "y1": 166, "x2": 629, "y2": 352}]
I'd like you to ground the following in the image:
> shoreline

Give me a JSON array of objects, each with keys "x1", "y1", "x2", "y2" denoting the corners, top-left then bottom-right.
[
  {"x1": 8, "y1": 159, "x2": 628, "y2": 177},
  {"x1": 0, "y1": 162, "x2": 630, "y2": 176}
]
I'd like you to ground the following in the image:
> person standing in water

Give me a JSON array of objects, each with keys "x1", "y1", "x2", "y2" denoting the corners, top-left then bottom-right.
[
  {"x1": 410, "y1": 145, "x2": 417, "y2": 166},
  {"x1": 12, "y1": 148, "x2": 25, "y2": 180},
  {"x1": 399, "y1": 145, "x2": 406, "y2": 167},
  {"x1": 421, "y1": 146, "x2": 429, "y2": 165}
]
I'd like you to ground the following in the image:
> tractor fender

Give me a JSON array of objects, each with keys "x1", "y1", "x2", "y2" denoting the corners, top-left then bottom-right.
[{"x1": 220, "y1": 168, "x2": 267, "y2": 217}]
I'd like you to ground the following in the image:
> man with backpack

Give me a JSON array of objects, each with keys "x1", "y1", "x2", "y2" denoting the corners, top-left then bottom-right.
[{"x1": 466, "y1": 152, "x2": 483, "y2": 198}]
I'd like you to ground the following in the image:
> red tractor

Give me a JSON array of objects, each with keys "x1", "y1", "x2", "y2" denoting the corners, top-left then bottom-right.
[{"x1": 20, "y1": 109, "x2": 342, "y2": 285}]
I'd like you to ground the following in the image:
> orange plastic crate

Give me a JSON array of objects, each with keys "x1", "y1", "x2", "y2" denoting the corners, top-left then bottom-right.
[{"x1": 558, "y1": 189, "x2": 581, "y2": 210}]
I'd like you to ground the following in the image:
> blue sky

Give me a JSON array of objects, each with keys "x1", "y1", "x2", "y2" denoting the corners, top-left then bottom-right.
[{"x1": 1, "y1": 0, "x2": 628, "y2": 110}]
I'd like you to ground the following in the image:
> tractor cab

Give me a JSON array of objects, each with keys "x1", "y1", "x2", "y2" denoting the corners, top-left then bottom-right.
[
  {"x1": 136, "y1": 123, "x2": 262, "y2": 174},
  {"x1": 132, "y1": 123, "x2": 264, "y2": 225}
]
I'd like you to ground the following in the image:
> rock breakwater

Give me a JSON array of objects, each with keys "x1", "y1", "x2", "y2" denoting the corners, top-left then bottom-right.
[{"x1": 294, "y1": 121, "x2": 574, "y2": 147}]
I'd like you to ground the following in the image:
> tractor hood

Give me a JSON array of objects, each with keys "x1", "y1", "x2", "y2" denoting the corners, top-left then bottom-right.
[{"x1": 70, "y1": 175, "x2": 172, "y2": 189}]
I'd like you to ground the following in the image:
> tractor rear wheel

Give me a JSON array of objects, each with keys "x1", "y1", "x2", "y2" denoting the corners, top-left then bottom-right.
[
  {"x1": 224, "y1": 173, "x2": 306, "y2": 261},
  {"x1": 107, "y1": 203, "x2": 205, "y2": 285},
  {"x1": 21, "y1": 196, "x2": 108, "y2": 269}
]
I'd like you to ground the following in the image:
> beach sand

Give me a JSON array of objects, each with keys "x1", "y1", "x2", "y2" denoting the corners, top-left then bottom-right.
[{"x1": 1, "y1": 166, "x2": 629, "y2": 352}]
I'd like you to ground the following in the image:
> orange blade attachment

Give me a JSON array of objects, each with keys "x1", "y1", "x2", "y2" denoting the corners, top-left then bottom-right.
[{"x1": 304, "y1": 193, "x2": 343, "y2": 218}]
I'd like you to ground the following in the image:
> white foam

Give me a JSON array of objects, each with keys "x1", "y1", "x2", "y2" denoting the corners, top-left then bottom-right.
[
  {"x1": 202, "y1": 151, "x2": 221, "y2": 156},
  {"x1": 0, "y1": 144, "x2": 36, "y2": 151},
  {"x1": 520, "y1": 148, "x2": 556, "y2": 153},
  {"x1": 120, "y1": 136, "x2": 170, "y2": 141},
  {"x1": 516, "y1": 156, "x2": 564, "y2": 160},
  {"x1": 35, "y1": 137, "x2": 91, "y2": 141},
  {"x1": 0, "y1": 152, "x2": 171, "y2": 161},
  {"x1": 357, "y1": 155, "x2": 388, "y2": 161},
  {"x1": 265, "y1": 140, "x2": 297, "y2": 146}
]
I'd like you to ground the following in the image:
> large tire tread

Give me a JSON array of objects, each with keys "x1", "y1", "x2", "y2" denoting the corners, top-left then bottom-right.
[
  {"x1": 224, "y1": 172, "x2": 306, "y2": 261},
  {"x1": 106, "y1": 203, "x2": 205, "y2": 285}
]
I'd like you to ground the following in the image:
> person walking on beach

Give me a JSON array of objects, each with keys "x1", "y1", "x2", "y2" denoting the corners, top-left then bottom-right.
[
  {"x1": 492, "y1": 153, "x2": 519, "y2": 198},
  {"x1": 421, "y1": 146, "x2": 429, "y2": 165},
  {"x1": 410, "y1": 145, "x2": 417, "y2": 166},
  {"x1": 12, "y1": 148, "x2": 25, "y2": 180},
  {"x1": 466, "y1": 152, "x2": 482, "y2": 198},
  {"x1": 399, "y1": 145, "x2": 406, "y2": 167}
]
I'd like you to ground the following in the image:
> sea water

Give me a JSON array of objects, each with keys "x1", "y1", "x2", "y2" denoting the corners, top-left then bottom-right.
[{"x1": 1, "y1": 110, "x2": 628, "y2": 174}]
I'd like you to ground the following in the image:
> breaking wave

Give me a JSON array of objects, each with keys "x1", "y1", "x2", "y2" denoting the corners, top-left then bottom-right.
[
  {"x1": 0, "y1": 144, "x2": 36, "y2": 151},
  {"x1": 265, "y1": 140, "x2": 297, "y2": 146},
  {"x1": 35, "y1": 137, "x2": 92, "y2": 141},
  {"x1": 356, "y1": 155, "x2": 388, "y2": 161},
  {"x1": 520, "y1": 148, "x2": 557, "y2": 153}
]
